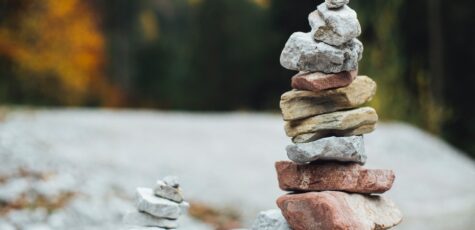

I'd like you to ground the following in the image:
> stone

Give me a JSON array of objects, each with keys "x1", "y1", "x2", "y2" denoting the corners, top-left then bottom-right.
[
  {"x1": 286, "y1": 135, "x2": 366, "y2": 164},
  {"x1": 291, "y1": 70, "x2": 357, "y2": 92},
  {"x1": 281, "y1": 76, "x2": 376, "y2": 121},
  {"x1": 308, "y1": 3, "x2": 361, "y2": 46},
  {"x1": 162, "y1": 176, "x2": 180, "y2": 188},
  {"x1": 154, "y1": 180, "x2": 184, "y2": 203},
  {"x1": 277, "y1": 191, "x2": 403, "y2": 230},
  {"x1": 280, "y1": 32, "x2": 363, "y2": 73},
  {"x1": 285, "y1": 107, "x2": 378, "y2": 143},
  {"x1": 135, "y1": 187, "x2": 183, "y2": 219},
  {"x1": 123, "y1": 211, "x2": 178, "y2": 228},
  {"x1": 251, "y1": 209, "x2": 291, "y2": 230},
  {"x1": 325, "y1": 0, "x2": 349, "y2": 9},
  {"x1": 309, "y1": 5, "x2": 361, "y2": 46},
  {"x1": 275, "y1": 161, "x2": 395, "y2": 194}
]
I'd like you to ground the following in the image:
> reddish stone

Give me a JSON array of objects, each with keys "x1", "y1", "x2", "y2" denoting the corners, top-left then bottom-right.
[
  {"x1": 275, "y1": 161, "x2": 394, "y2": 194},
  {"x1": 291, "y1": 70, "x2": 357, "y2": 92},
  {"x1": 277, "y1": 191, "x2": 403, "y2": 230}
]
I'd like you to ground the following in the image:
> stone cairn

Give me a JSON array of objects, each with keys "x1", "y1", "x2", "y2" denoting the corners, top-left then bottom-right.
[
  {"x1": 254, "y1": 1, "x2": 404, "y2": 230},
  {"x1": 123, "y1": 176, "x2": 189, "y2": 230}
]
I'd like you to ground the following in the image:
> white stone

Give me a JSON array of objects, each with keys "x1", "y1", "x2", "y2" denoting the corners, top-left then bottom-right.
[
  {"x1": 251, "y1": 209, "x2": 290, "y2": 230},
  {"x1": 309, "y1": 4, "x2": 361, "y2": 46},
  {"x1": 280, "y1": 32, "x2": 362, "y2": 73},
  {"x1": 162, "y1": 176, "x2": 180, "y2": 188},
  {"x1": 286, "y1": 136, "x2": 366, "y2": 164},
  {"x1": 154, "y1": 180, "x2": 183, "y2": 203},
  {"x1": 123, "y1": 211, "x2": 178, "y2": 228},
  {"x1": 135, "y1": 187, "x2": 182, "y2": 219},
  {"x1": 326, "y1": 0, "x2": 350, "y2": 9}
]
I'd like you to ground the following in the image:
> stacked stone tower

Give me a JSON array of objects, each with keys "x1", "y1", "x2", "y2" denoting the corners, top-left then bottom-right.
[
  {"x1": 274, "y1": 0, "x2": 403, "y2": 229},
  {"x1": 123, "y1": 177, "x2": 189, "y2": 230}
]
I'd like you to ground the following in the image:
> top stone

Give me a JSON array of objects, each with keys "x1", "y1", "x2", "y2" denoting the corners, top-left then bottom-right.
[
  {"x1": 162, "y1": 176, "x2": 180, "y2": 188},
  {"x1": 310, "y1": 4, "x2": 361, "y2": 46},
  {"x1": 326, "y1": 0, "x2": 350, "y2": 9}
]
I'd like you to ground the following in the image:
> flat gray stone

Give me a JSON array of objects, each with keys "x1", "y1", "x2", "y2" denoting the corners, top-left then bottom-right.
[
  {"x1": 309, "y1": 4, "x2": 361, "y2": 46},
  {"x1": 280, "y1": 32, "x2": 362, "y2": 73},
  {"x1": 251, "y1": 209, "x2": 290, "y2": 230},
  {"x1": 286, "y1": 136, "x2": 366, "y2": 164},
  {"x1": 154, "y1": 180, "x2": 183, "y2": 203},
  {"x1": 135, "y1": 187, "x2": 182, "y2": 219},
  {"x1": 326, "y1": 0, "x2": 349, "y2": 9},
  {"x1": 123, "y1": 211, "x2": 178, "y2": 228}
]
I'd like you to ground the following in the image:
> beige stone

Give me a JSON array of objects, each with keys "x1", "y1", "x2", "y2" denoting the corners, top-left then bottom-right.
[
  {"x1": 284, "y1": 107, "x2": 378, "y2": 143},
  {"x1": 281, "y1": 76, "x2": 376, "y2": 121}
]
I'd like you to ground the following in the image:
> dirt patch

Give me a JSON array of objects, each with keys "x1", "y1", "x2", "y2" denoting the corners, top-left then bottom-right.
[{"x1": 188, "y1": 201, "x2": 242, "y2": 230}]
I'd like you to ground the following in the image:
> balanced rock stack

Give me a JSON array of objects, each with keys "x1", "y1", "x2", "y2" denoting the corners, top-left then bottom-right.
[
  {"x1": 275, "y1": 1, "x2": 403, "y2": 229},
  {"x1": 123, "y1": 177, "x2": 189, "y2": 229}
]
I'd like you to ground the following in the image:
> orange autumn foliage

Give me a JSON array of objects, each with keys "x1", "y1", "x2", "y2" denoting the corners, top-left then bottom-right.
[{"x1": 0, "y1": 0, "x2": 123, "y2": 106}]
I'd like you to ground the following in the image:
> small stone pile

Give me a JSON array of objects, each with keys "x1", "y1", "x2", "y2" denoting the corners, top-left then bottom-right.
[
  {"x1": 123, "y1": 177, "x2": 189, "y2": 230},
  {"x1": 272, "y1": 0, "x2": 403, "y2": 229}
]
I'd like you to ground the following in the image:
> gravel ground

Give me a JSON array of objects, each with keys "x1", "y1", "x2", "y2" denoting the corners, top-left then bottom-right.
[{"x1": 0, "y1": 109, "x2": 474, "y2": 230}]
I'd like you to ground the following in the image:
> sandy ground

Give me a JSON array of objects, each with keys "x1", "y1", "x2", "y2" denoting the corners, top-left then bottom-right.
[{"x1": 0, "y1": 109, "x2": 474, "y2": 229}]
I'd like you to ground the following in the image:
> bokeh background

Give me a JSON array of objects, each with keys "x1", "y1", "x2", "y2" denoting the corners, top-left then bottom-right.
[
  {"x1": 1, "y1": 0, "x2": 475, "y2": 230},
  {"x1": 1, "y1": 0, "x2": 474, "y2": 157}
]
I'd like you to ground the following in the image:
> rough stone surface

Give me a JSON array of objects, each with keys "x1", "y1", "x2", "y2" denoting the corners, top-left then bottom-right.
[
  {"x1": 280, "y1": 32, "x2": 363, "y2": 73},
  {"x1": 251, "y1": 209, "x2": 291, "y2": 230},
  {"x1": 281, "y1": 76, "x2": 376, "y2": 121},
  {"x1": 309, "y1": 5, "x2": 361, "y2": 46},
  {"x1": 287, "y1": 135, "x2": 366, "y2": 164},
  {"x1": 135, "y1": 187, "x2": 182, "y2": 219},
  {"x1": 291, "y1": 70, "x2": 357, "y2": 92},
  {"x1": 154, "y1": 180, "x2": 183, "y2": 203},
  {"x1": 123, "y1": 211, "x2": 178, "y2": 228},
  {"x1": 285, "y1": 107, "x2": 378, "y2": 143},
  {"x1": 277, "y1": 191, "x2": 403, "y2": 230},
  {"x1": 325, "y1": 0, "x2": 350, "y2": 9},
  {"x1": 275, "y1": 161, "x2": 394, "y2": 194}
]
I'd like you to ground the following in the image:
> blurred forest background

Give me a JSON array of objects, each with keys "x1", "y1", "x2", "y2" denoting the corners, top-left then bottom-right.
[{"x1": 0, "y1": 0, "x2": 474, "y2": 157}]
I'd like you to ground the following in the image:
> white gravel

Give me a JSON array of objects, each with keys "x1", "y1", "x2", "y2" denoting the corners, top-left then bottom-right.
[{"x1": 0, "y1": 109, "x2": 474, "y2": 230}]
